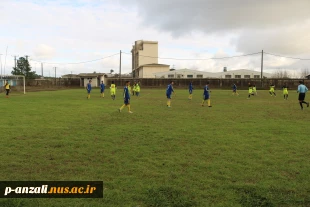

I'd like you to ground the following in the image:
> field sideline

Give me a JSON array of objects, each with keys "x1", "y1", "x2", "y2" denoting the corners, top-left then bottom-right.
[{"x1": 0, "y1": 88, "x2": 309, "y2": 207}]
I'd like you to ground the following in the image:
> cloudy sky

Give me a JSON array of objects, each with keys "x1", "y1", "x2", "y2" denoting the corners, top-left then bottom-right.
[{"x1": 0, "y1": 0, "x2": 310, "y2": 77}]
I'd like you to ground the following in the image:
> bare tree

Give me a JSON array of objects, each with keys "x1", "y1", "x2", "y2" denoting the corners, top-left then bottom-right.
[
  {"x1": 272, "y1": 70, "x2": 291, "y2": 78},
  {"x1": 300, "y1": 68, "x2": 309, "y2": 78}
]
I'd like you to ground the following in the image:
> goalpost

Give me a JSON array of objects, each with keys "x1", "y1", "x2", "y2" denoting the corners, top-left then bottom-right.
[{"x1": 0, "y1": 75, "x2": 26, "y2": 94}]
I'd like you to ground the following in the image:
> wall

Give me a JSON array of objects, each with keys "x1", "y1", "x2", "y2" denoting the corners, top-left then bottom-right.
[
  {"x1": 138, "y1": 43, "x2": 158, "y2": 66},
  {"x1": 141, "y1": 66, "x2": 170, "y2": 78}
]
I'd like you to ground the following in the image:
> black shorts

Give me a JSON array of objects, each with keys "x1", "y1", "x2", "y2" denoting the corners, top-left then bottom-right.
[
  {"x1": 6, "y1": 89, "x2": 10, "y2": 95},
  {"x1": 298, "y1": 93, "x2": 305, "y2": 101}
]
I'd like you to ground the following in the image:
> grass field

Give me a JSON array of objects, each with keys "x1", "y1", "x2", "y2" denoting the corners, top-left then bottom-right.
[{"x1": 0, "y1": 88, "x2": 310, "y2": 207}]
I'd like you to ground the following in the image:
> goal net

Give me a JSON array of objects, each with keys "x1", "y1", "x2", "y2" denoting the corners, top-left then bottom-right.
[{"x1": 0, "y1": 75, "x2": 26, "y2": 94}]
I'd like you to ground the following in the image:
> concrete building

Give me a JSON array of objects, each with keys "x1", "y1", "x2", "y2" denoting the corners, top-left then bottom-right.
[
  {"x1": 153, "y1": 69, "x2": 272, "y2": 79},
  {"x1": 136, "y1": 63, "x2": 170, "y2": 78},
  {"x1": 78, "y1": 73, "x2": 107, "y2": 87},
  {"x1": 131, "y1": 40, "x2": 170, "y2": 78}
]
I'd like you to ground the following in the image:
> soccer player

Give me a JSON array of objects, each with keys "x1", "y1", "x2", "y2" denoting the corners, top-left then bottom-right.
[
  {"x1": 188, "y1": 81, "x2": 193, "y2": 100},
  {"x1": 269, "y1": 83, "x2": 276, "y2": 97},
  {"x1": 100, "y1": 81, "x2": 105, "y2": 98},
  {"x1": 297, "y1": 81, "x2": 309, "y2": 110},
  {"x1": 86, "y1": 80, "x2": 92, "y2": 99},
  {"x1": 135, "y1": 82, "x2": 140, "y2": 96},
  {"x1": 252, "y1": 85, "x2": 257, "y2": 95},
  {"x1": 282, "y1": 83, "x2": 288, "y2": 100},
  {"x1": 201, "y1": 81, "x2": 212, "y2": 107},
  {"x1": 110, "y1": 81, "x2": 116, "y2": 100},
  {"x1": 4, "y1": 80, "x2": 10, "y2": 98},
  {"x1": 232, "y1": 83, "x2": 239, "y2": 96},
  {"x1": 166, "y1": 81, "x2": 174, "y2": 107},
  {"x1": 247, "y1": 82, "x2": 254, "y2": 99},
  {"x1": 119, "y1": 81, "x2": 133, "y2": 113}
]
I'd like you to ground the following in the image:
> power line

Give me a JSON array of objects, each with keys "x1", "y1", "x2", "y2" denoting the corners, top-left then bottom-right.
[
  {"x1": 122, "y1": 51, "x2": 261, "y2": 60},
  {"x1": 29, "y1": 53, "x2": 120, "y2": 65},
  {"x1": 264, "y1": 52, "x2": 310, "y2": 61}
]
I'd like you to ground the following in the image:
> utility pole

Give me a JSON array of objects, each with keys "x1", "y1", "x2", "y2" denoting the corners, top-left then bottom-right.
[
  {"x1": 41, "y1": 63, "x2": 43, "y2": 77},
  {"x1": 261, "y1": 50, "x2": 263, "y2": 87},
  {"x1": 14, "y1": 56, "x2": 17, "y2": 68},
  {"x1": 0, "y1": 54, "x2": 2, "y2": 78},
  {"x1": 119, "y1": 50, "x2": 122, "y2": 79},
  {"x1": 4, "y1": 46, "x2": 8, "y2": 75},
  {"x1": 54, "y1": 67, "x2": 57, "y2": 86}
]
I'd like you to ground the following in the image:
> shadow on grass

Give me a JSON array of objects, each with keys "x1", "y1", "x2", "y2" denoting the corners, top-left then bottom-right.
[
  {"x1": 0, "y1": 199, "x2": 39, "y2": 207},
  {"x1": 236, "y1": 187, "x2": 274, "y2": 207},
  {"x1": 142, "y1": 186, "x2": 196, "y2": 207}
]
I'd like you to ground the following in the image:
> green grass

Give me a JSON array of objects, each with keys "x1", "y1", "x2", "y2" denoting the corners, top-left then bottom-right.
[{"x1": 0, "y1": 88, "x2": 310, "y2": 207}]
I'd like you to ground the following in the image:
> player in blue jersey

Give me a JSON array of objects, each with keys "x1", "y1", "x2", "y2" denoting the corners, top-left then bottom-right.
[
  {"x1": 119, "y1": 81, "x2": 133, "y2": 113},
  {"x1": 297, "y1": 81, "x2": 309, "y2": 110},
  {"x1": 232, "y1": 83, "x2": 239, "y2": 96},
  {"x1": 166, "y1": 81, "x2": 174, "y2": 107},
  {"x1": 100, "y1": 81, "x2": 105, "y2": 98},
  {"x1": 188, "y1": 81, "x2": 193, "y2": 100},
  {"x1": 202, "y1": 81, "x2": 212, "y2": 107},
  {"x1": 86, "y1": 80, "x2": 92, "y2": 99}
]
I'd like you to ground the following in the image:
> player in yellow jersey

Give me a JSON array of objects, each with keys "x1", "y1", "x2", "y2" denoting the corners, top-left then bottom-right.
[
  {"x1": 135, "y1": 82, "x2": 140, "y2": 96},
  {"x1": 4, "y1": 80, "x2": 10, "y2": 98},
  {"x1": 252, "y1": 85, "x2": 257, "y2": 95},
  {"x1": 132, "y1": 81, "x2": 136, "y2": 96},
  {"x1": 282, "y1": 83, "x2": 288, "y2": 100},
  {"x1": 247, "y1": 82, "x2": 254, "y2": 99},
  {"x1": 110, "y1": 81, "x2": 116, "y2": 100},
  {"x1": 269, "y1": 83, "x2": 276, "y2": 97}
]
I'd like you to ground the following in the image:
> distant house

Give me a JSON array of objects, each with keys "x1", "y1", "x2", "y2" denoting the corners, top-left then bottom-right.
[
  {"x1": 78, "y1": 73, "x2": 107, "y2": 87},
  {"x1": 306, "y1": 74, "x2": 310, "y2": 79}
]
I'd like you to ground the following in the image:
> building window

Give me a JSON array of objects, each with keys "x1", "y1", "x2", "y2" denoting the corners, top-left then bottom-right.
[
  {"x1": 168, "y1": 74, "x2": 174, "y2": 78},
  {"x1": 244, "y1": 75, "x2": 250, "y2": 79},
  {"x1": 187, "y1": 75, "x2": 193, "y2": 78},
  {"x1": 225, "y1": 75, "x2": 231, "y2": 79},
  {"x1": 254, "y1": 75, "x2": 260, "y2": 78},
  {"x1": 196, "y1": 75, "x2": 203, "y2": 78},
  {"x1": 235, "y1": 75, "x2": 241, "y2": 78}
]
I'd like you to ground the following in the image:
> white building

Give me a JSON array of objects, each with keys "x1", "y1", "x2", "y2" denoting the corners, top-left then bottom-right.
[
  {"x1": 154, "y1": 69, "x2": 217, "y2": 79},
  {"x1": 78, "y1": 73, "x2": 107, "y2": 87},
  {"x1": 216, "y1": 69, "x2": 272, "y2": 79},
  {"x1": 153, "y1": 69, "x2": 272, "y2": 79}
]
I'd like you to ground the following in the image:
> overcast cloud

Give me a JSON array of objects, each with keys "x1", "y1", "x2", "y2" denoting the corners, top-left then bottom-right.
[{"x1": 0, "y1": 0, "x2": 309, "y2": 77}]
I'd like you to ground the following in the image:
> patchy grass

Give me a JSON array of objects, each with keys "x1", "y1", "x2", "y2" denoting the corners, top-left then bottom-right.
[{"x1": 0, "y1": 88, "x2": 309, "y2": 206}]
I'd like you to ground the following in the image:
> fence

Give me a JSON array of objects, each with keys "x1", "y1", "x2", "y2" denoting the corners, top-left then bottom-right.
[
  {"x1": 1, "y1": 78, "x2": 308, "y2": 92},
  {"x1": 106, "y1": 78, "x2": 310, "y2": 90}
]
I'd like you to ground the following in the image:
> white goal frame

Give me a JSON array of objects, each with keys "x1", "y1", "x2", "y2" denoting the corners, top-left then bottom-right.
[{"x1": 0, "y1": 75, "x2": 26, "y2": 94}]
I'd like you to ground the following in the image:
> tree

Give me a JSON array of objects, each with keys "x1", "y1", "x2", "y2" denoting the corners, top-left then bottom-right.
[
  {"x1": 271, "y1": 70, "x2": 291, "y2": 78},
  {"x1": 110, "y1": 69, "x2": 114, "y2": 74},
  {"x1": 11, "y1": 57, "x2": 39, "y2": 79},
  {"x1": 300, "y1": 68, "x2": 309, "y2": 78}
]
